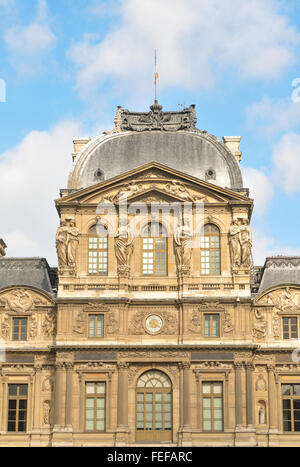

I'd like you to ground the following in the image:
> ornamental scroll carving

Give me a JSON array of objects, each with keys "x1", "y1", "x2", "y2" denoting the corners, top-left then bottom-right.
[
  {"x1": 56, "y1": 217, "x2": 79, "y2": 276},
  {"x1": 129, "y1": 311, "x2": 177, "y2": 335},
  {"x1": 229, "y1": 218, "x2": 252, "y2": 272}
]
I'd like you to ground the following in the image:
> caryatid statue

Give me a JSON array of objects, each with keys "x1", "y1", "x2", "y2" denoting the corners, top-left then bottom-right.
[
  {"x1": 114, "y1": 223, "x2": 134, "y2": 276},
  {"x1": 174, "y1": 222, "x2": 194, "y2": 274},
  {"x1": 56, "y1": 218, "x2": 79, "y2": 274},
  {"x1": 240, "y1": 219, "x2": 252, "y2": 268},
  {"x1": 228, "y1": 219, "x2": 242, "y2": 270}
]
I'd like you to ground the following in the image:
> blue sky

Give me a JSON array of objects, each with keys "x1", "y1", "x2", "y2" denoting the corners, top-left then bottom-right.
[{"x1": 1, "y1": 0, "x2": 300, "y2": 266}]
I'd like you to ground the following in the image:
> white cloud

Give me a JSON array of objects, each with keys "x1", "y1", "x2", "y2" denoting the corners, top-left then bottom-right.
[
  {"x1": 242, "y1": 166, "x2": 274, "y2": 215},
  {"x1": 67, "y1": 0, "x2": 300, "y2": 98},
  {"x1": 272, "y1": 132, "x2": 300, "y2": 193},
  {"x1": 251, "y1": 225, "x2": 300, "y2": 265},
  {"x1": 4, "y1": 0, "x2": 56, "y2": 75},
  {"x1": 247, "y1": 95, "x2": 300, "y2": 136},
  {"x1": 0, "y1": 120, "x2": 82, "y2": 265}
]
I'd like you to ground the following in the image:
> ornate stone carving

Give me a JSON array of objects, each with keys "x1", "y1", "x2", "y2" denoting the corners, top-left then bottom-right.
[
  {"x1": 42, "y1": 377, "x2": 54, "y2": 392},
  {"x1": 114, "y1": 224, "x2": 134, "y2": 277},
  {"x1": 0, "y1": 239, "x2": 7, "y2": 257},
  {"x1": 29, "y1": 314, "x2": 38, "y2": 338},
  {"x1": 1, "y1": 313, "x2": 10, "y2": 340},
  {"x1": 117, "y1": 103, "x2": 197, "y2": 132},
  {"x1": 164, "y1": 180, "x2": 204, "y2": 202},
  {"x1": 266, "y1": 287, "x2": 300, "y2": 313},
  {"x1": 73, "y1": 310, "x2": 85, "y2": 334},
  {"x1": 188, "y1": 309, "x2": 201, "y2": 334},
  {"x1": 43, "y1": 400, "x2": 51, "y2": 425},
  {"x1": 174, "y1": 222, "x2": 194, "y2": 276},
  {"x1": 108, "y1": 182, "x2": 143, "y2": 202},
  {"x1": 105, "y1": 311, "x2": 118, "y2": 335},
  {"x1": 42, "y1": 310, "x2": 56, "y2": 337},
  {"x1": 56, "y1": 217, "x2": 79, "y2": 275},
  {"x1": 258, "y1": 401, "x2": 266, "y2": 425},
  {"x1": 252, "y1": 310, "x2": 267, "y2": 339},
  {"x1": 256, "y1": 374, "x2": 267, "y2": 391},
  {"x1": 129, "y1": 311, "x2": 177, "y2": 335},
  {"x1": 223, "y1": 311, "x2": 234, "y2": 333},
  {"x1": 7, "y1": 289, "x2": 33, "y2": 313},
  {"x1": 229, "y1": 218, "x2": 252, "y2": 272},
  {"x1": 273, "y1": 312, "x2": 280, "y2": 338}
]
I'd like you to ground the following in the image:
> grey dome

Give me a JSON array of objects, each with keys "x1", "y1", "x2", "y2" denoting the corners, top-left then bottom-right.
[{"x1": 73, "y1": 131, "x2": 243, "y2": 190}]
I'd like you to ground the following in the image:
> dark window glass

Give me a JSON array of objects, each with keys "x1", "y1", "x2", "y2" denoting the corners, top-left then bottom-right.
[
  {"x1": 7, "y1": 384, "x2": 28, "y2": 433},
  {"x1": 282, "y1": 384, "x2": 300, "y2": 432}
]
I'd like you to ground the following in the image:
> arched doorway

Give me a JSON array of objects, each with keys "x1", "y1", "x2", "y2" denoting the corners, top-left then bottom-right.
[{"x1": 136, "y1": 370, "x2": 172, "y2": 442}]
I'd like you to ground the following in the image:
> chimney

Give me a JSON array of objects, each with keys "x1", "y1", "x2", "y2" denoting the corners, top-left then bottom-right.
[
  {"x1": 0, "y1": 239, "x2": 7, "y2": 257},
  {"x1": 72, "y1": 137, "x2": 91, "y2": 163},
  {"x1": 222, "y1": 136, "x2": 242, "y2": 164}
]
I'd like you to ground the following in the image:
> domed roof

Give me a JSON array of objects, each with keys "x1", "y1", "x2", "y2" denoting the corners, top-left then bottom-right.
[{"x1": 68, "y1": 104, "x2": 243, "y2": 191}]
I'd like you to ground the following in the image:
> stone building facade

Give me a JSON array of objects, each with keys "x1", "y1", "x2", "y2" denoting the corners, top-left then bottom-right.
[{"x1": 1, "y1": 102, "x2": 300, "y2": 447}]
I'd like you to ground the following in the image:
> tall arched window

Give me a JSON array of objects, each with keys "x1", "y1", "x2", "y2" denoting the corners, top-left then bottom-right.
[
  {"x1": 136, "y1": 370, "x2": 172, "y2": 442},
  {"x1": 200, "y1": 224, "x2": 220, "y2": 275},
  {"x1": 142, "y1": 222, "x2": 167, "y2": 276},
  {"x1": 88, "y1": 225, "x2": 108, "y2": 275}
]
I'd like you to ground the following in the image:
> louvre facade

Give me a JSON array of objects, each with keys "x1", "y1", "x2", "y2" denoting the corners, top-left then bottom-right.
[{"x1": 1, "y1": 102, "x2": 300, "y2": 447}]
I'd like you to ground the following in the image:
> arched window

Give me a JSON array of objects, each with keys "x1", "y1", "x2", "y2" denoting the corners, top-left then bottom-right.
[
  {"x1": 200, "y1": 224, "x2": 220, "y2": 275},
  {"x1": 142, "y1": 222, "x2": 167, "y2": 276},
  {"x1": 88, "y1": 225, "x2": 108, "y2": 275},
  {"x1": 136, "y1": 370, "x2": 172, "y2": 442}
]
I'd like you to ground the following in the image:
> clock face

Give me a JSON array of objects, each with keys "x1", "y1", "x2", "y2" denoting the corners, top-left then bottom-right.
[{"x1": 145, "y1": 315, "x2": 163, "y2": 334}]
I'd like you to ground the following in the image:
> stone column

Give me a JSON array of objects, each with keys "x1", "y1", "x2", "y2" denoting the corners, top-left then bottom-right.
[
  {"x1": 54, "y1": 363, "x2": 64, "y2": 429},
  {"x1": 32, "y1": 366, "x2": 42, "y2": 431},
  {"x1": 245, "y1": 363, "x2": 254, "y2": 427},
  {"x1": 234, "y1": 362, "x2": 243, "y2": 428},
  {"x1": 179, "y1": 362, "x2": 192, "y2": 446},
  {"x1": 116, "y1": 363, "x2": 129, "y2": 446},
  {"x1": 65, "y1": 363, "x2": 73, "y2": 429},
  {"x1": 267, "y1": 365, "x2": 277, "y2": 430}
]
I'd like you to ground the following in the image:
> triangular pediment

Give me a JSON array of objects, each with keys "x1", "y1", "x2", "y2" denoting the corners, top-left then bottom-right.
[{"x1": 56, "y1": 161, "x2": 252, "y2": 210}]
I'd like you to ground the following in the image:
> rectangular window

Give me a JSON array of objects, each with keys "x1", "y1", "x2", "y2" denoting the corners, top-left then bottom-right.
[
  {"x1": 202, "y1": 382, "x2": 223, "y2": 432},
  {"x1": 204, "y1": 314, "x2": 220, "y2": 337},
  {"x1": 88, "y1": 315, "x2": 104, "y2": 338},
  {"x1": 282, "y1": 384, "x2": 300, "y2": 432},
  {"x1": 142, "y1": 238, "x2": 167, "y2": 276},
  {"x1": 7, "y1": 384, "x2": 28, "y2": 432},
  {"x1": 85, "y1": 382, "x2": 106, "y2": 432},
  {"x1": 283, "y1": 317, "x2": 298, "y2": 339},
  {"x1": 88, "y1": 236, "x2": 108, "y2": 275},
  {"x1": 12, "y1": 318, "x2": 27, "y2": 341}
]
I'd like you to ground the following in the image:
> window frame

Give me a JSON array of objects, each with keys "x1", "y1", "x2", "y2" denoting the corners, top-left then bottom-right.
[
  {"x1": 88, "y1": 314, "x2": 104, "y2": 339},
  {"x1": 200, "y1": 223, "x2": 221, "y2": 276},
  {"x1": 204, "y1": 313, "x2": 221, "y2": 338},
  {"x1": 88, "y1": 225, "x2": 108, "y2": 276},
  {"x1": 85, "y1": 381, "x2": 106, "y2": 433},
  {"x1": 282, "y1": 383, "x2": 300, "y2": 432},
  {"x1": 141, "y1": 223, "x2": 168, "y2": 277},
  {"x1": 282, "y1": 316, "x2": 298, "y2": 340},
  {"x1": 202, "y1": 381, "x2": 224, "y2": 433},
  {"x1": 12, "y1": 317, "x2": 28, "y2": 342},
  {"x1": 7, "y1": 384, "x2": 28, "y2": 433}
]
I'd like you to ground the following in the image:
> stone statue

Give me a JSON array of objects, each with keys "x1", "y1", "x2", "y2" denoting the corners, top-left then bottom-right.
[
  {"x1": 229, "y1": 218, "x2": 252, "y2": 271},
  {"x1": 174, "y1": 222, "x2": 194, "y2": 273},
  {"x1": 56, "y1": 218, "x2": 79, "y2": 273},
  {"x1": 259, "y1": 403, "x2": 266, "y2": 425},
  {"x1": 229, "y1": 219, "x2": 241, "y2": 269},
  {"x1": 114, "y1": 224, "x2": 134, "y2": 276},
  {"x1": 240, "y1": 219, "x2": 252, "y2": 268},
  {"x1": 43, "y1": 401, "x2": 51, "y2": 425}
]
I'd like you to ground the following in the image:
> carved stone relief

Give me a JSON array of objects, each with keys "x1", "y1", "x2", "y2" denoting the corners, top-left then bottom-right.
[
  {"x1": 42, "y1": 310, "x2": 56, "y2": 337},
  {"x1": 174, "y1": 222, "x2": 194, "y2": 276},
  {"x1": 43, "y1": 400, "x2": 51, "y2": 425},
  {"x1": 7, "y1": 289, "x2": 33, "y2": 313},
  {"x1": 114, "y1": 224, "x2": 134, "y2": 277},
  {"x1": 223, "y1": 311, "x2": 234, "y2": 333},
  {"x1": 252, "y1": 310, "x2": 267, "y2": 340},
  {"x1": 29, "y1": 314, "x2": 38, "y2": 338},
  {"x1": 188, "y1": 308, "x2": 201, "y2": 334},
  {"x1": 256, "y1": 374, "x2": 267, "y2": 391},
  {"x1": 264, "y1": 287, "x2": 300, "y2": 313},
  {"x1": 129, "y1": 311, "x2": 177, "y2": 335},
  {"x1": 73, "y1": 310, "x2": 86, "y2": 334},
  {"x1": 1, "y1": 314, "x2": 10, "y2": 340}
]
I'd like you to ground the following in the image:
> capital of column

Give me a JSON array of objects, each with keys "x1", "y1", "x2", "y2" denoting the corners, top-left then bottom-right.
[
  {"x1": 234, "y1": 361, "x2": 244, "y2": 370},
  {"x1": 117, "y1": 362, "x2": 129, "y2": 371}
]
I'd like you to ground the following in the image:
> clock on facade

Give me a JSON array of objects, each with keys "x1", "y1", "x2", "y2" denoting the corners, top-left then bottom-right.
[{"x1": 145, "y1": 315, "x2": 163, "y2": 334}]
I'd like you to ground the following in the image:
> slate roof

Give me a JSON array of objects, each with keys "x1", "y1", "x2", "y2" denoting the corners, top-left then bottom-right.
[
  {"x1": 0, "y1": 257, "x2": 56, "y2": 295},
  {"x1": 258, "y1": 256, "x2": 300, "y2": 294}
]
